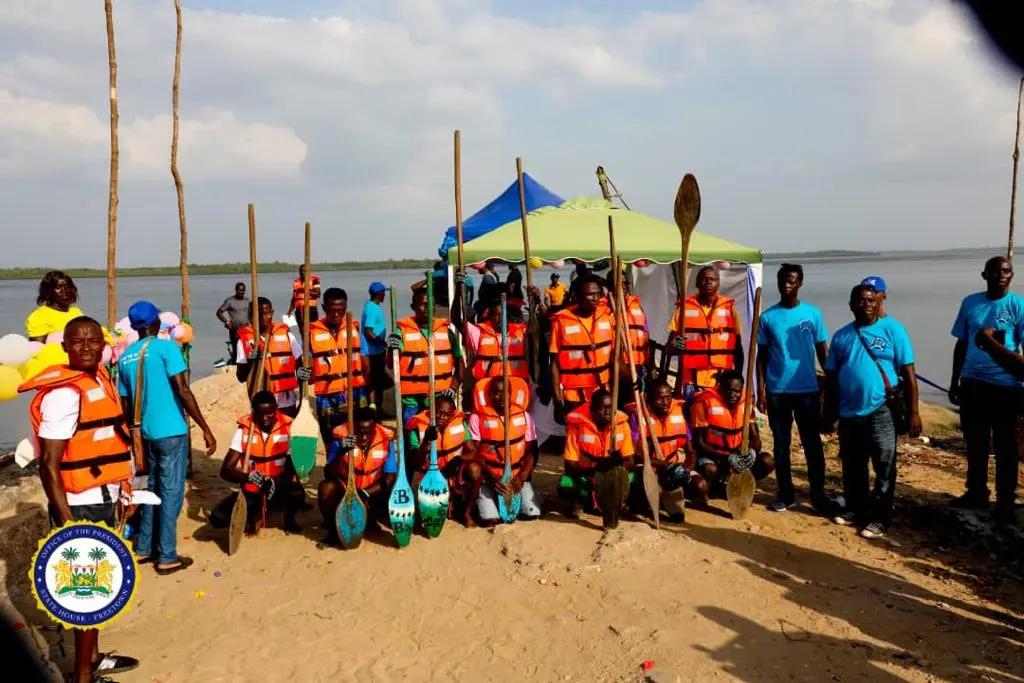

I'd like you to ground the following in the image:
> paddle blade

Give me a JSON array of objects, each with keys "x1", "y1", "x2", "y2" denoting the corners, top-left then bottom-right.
[
  {"x1": 497, "y1": 487, "x2": 521, "y2": 524},
  {"x1": 227, "y1": 491, "x2": 247, "y2": 556},
  {"x1": 642, "y1": 463, "x2": 661, "y2": 529},
  {"x1": 388, "y1": 471, "x2": 415, "y2": 548},
  {"x1": 727, "y1": 469, "x2": 756, "y2": 520},
  {"x1": 594, "y1": 465, "x2": 629, "y2": 530},
  {"x1": 417, "y1": 466, "x2": 450, "y2": 539},
  {"x1": 289, "y1": 399, "x2": 320, "y2": 482},
  {"x1": 673, "y1": 173, "x2": 701, "y2": 234},
  {"x1": 336, "y1": 490, "x2": 367, "y2": 550}
]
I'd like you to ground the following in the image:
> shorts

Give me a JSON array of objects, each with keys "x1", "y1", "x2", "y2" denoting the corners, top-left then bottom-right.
[
  {"x1": 50, "y1": 501, "x2": 118, "y2": 528},
  {"x1": 477, "y1": 481, "x2": 542, "y2": 521}
]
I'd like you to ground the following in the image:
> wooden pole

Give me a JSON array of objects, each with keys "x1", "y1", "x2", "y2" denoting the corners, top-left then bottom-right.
[
  {"x1": 247, "y1": 204, "x2": 261, "y2": 398},
  {"x1": 454, "y1": 130, "x2": 464, "y2": 281},
  {"x1": 302, "y1": 222, "x2": 312, "y2": 395},
  {"x1": 516, "y1": 157, "x2": 539, "y2": 382},
  {"x1": 104, "y1": 0, "x2": 119, "y2": 331},
  {"x1": 739, "y1": 287, "x2": 763, "y2": 454},
  {"x1": 1009, "y1": 77, "x2": 1023, "y2": 263},
  {"x1": 172, "y1": 0, "x2": 189, "y2": 322}
]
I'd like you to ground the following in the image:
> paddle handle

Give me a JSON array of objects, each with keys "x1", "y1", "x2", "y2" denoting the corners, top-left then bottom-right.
[
  {"x1": 426, "y1": 272, "x2": 436, "y2": 426},
  {"x1": 607, "y1": 216, "x2": 621, "y2": 458},
  {"x1": 501, "y1": 294, "x2": 511, "y2": 470},
  {"x1": 614, "y1": 260, "x2": 656, "y2": 461},
  {"x1": 301, "y1": 222, "x2": 312, "y2": 395},
  {"x1": 390, "y1": 292, "x2": 406, "y2": 472},
  {"x1": 739, "y1": 287, "x2": 762, "y2": 454},
  {"x1": 247, "y1": 203, "x2": 263, "y2": 399},
  {"x1": 454, "y1": 130, "x2": 464, "y2": 275},
  {"x1": 344, "y1": 311, "x2": 357, "y2": 491},
  {"x1": 516, "y1": 156, "x2": 539, "y2": 382}
]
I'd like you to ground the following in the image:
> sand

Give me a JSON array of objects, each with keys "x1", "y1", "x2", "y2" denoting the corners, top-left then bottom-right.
[{"x1": 2, "y1": 371, "x2": 1023, "y2": 682}]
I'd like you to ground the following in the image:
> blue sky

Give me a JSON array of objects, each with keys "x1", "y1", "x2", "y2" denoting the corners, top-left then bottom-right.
[{"x1": 0, "y1": 0, "x2": 1020, "y2": 267}]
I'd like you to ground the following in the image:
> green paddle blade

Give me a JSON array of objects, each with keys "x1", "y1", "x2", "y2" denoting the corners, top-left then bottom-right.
[
  {"x1": 289, "y1": 399, "x2": 320, "y2": 482},
  {"x1": 336, "y1": 489, "x2": 367, "y2": 550},
  {"x1": 389, "y1": 469, "x2": 415, "y2": 548}
]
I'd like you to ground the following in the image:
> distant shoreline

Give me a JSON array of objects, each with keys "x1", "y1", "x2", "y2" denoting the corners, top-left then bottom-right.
[{"x1": 0, "y1": 259, "x2": 436, "y2": 281}]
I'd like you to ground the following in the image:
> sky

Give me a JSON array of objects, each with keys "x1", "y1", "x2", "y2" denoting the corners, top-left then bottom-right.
[{"x1": 0, "y1": 0, "x2": 1020, "y2": 268}]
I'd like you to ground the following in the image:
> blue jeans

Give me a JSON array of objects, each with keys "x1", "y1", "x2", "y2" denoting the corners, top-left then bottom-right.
[
  {"x1": 767, "y1": 392, "x2": 826, "y2": 504},
  {"x1": 136, "y1": 434, "x2": 190, "y2": 564},
  {"x1": 838, "y1": 406, "x2": 897, "y2": 525}
]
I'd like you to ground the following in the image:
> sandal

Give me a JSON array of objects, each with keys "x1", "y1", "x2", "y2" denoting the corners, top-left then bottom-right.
[
  {"x1": 94, "y1": 652, "x2": 140, "y2": 675},
  {"x1": 154, "y1": 556, "x2": 194, "y2": 576}
]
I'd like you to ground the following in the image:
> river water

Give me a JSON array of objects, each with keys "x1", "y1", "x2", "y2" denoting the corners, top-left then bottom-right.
[{"x1": 0, "y1": 254, "x2": 1007, "y2": 448}]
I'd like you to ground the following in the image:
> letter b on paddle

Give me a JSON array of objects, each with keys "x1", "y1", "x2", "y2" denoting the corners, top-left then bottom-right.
[{"x1": 394, "y1": 489, "x2": 410, "y2": 505}]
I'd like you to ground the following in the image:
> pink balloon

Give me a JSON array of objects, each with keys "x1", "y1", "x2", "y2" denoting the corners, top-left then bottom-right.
[
  {"x1": 115, "y1": 316, "x2": 132, "y2": 335},
  {"x1": 173, "y1": 323, "x2": 194, "y2": 344},
  {"x1": 101, "y1": 345, "x2": 113, "y2": 364},
  {"x1": 28, "y1": 341, "x2": 44, "y2": 354},
  {"x1": 45, "y1": 331, "x2": 63, "y2": 345},
  {"x1": 159, "y1": 312, "x2": 180, "y2": 327}
]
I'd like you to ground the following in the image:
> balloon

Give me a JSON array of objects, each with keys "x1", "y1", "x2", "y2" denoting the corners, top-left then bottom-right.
[
  {"x1": 550, "y1": 260, "x2": 565, "y2": 269},
  {"x1": 173, "y1": 323, "x2": 194, "y2": 344},
  {"x1": 528, "y1": 257, "x2": 543, "y2": 269},
  {"x1": 159, "y1": 312, "x2": 180, "y2": 327},
  {"x1": 0, "y1": 365, "x2": 23, "y2": 400},
  {"x1": 45, "y1": 331, "x2": 63, "y2": 346},
  {"x1": 101, "y1": 345, "x2": 113, "y2": 364},
  {"x1": 634, "y1": 259, "x2": 650, "y2": 268},
  {"x1": 21, "y1": 344, "x2": 69, "y2": 381},
  {"x1": 115, "y1": 316, "x2": 132, "y2": 335},
  {"x1": 28, "y1": 341, "x2": 44, "y2": 354},
  {"x1": 472, "y1": 263, "x2": 486, "y2": 272},
  {"x1": 0, "y1": 334, "x2": 33, "y2": 366}
]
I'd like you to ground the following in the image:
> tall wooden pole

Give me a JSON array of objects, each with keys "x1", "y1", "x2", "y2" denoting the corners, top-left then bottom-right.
[
  {"x1": 1009, "y1": 77, "x2": 1023, "y2": 263},
  {"x1": 516, "y1": 157, "x2": 539, "y2": 382},
  {"x1": 454, "y1": 130, "x2": 464, "y2": 282},
  {"x1": 172, "y1": 0, "x2": 190, "y2": 322},
  {"x1": 104, "y1": 0, "x2": 119, "y2": 330}
]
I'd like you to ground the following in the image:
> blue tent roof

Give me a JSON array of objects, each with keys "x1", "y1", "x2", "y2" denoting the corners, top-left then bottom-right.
[{"x1": 438, "y1": 173, "x2": 564, "y2": 258}]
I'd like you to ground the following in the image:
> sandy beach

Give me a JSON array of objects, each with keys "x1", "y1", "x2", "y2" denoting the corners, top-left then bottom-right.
[{"x1": 2, "y1": 371, "x2": 1023, "y2": 682}]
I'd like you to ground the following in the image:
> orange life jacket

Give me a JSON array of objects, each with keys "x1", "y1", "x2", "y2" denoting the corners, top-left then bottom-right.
[
  {"x1": 237, "y1": 323, "x2": 298, "y2": 394},
  {"x1": 309, "y1": 319, "x2": 365, "y2": 396},
  {"x1": 237, "y1": 412, "x2": 293, "y2": 493},
  {"x1": 291, "y1": 275, "x2": 321, "y2": 308},
  {"x1": 472, "y1": 376, "x2": 531, "y2": 414},
  {"x1": 551, "y1": 306, "x2": 615, "y2": 392},
  {"x1": 691, "y1": 388, "x2": 746, "y2": 452},
  {"x1": 331, "y1": 423, "x2": 394, "y2": 490},
  {"x1": 472, "y1": 381, "x2": 531, "y2": 480},
  {"x1": 622, "y1": 294, "x2": 650, "y2": 367},
  {"x1": 20, "y1": 365, "x2": 132, "y2": 494},
  {"x1": 471, "y1": 321, "x2": 529, "y2": 380},
  {"x1": 674, "y1": 295, "x2": 738, "y2": 371},
  {"x1": 627, "y1": 399, "x2": 689, "y2": 464},
  {"x1": 406, "y1": 410, "x2": 467, "y2": 470},
  {"x1": 397, "y1": 317, "x2": 454, "y2": 397},
  {"x1": 565, "y1": 405, "x2": 631, "y2": 471}
]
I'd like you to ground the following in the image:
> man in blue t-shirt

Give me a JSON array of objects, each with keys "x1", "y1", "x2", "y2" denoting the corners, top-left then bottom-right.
[
  {"x1": 361, "y1": 282, "x2": 391, "y2": 415},
  {"x1": 118, "y1": 301, "x2": 216, "y2": 575},
  {"x1": 948, "y1": 256, "x2": 1024, "y2": 523},
  {"x1": 756, "y1": 264, "x2": 830, "y2": 514},
  {"x1": 823, "y1": 284, "x2": 921, "y2": 540}
]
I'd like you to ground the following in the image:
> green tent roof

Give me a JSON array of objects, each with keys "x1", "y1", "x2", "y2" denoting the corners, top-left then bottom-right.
[{"x1": 450, "y1": 197, "x2": 761, "y2": 265}]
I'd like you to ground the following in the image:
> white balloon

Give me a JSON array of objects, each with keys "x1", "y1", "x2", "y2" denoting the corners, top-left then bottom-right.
[{"x1": 0, "y1": 334, "x2": 33, "y2": 366}]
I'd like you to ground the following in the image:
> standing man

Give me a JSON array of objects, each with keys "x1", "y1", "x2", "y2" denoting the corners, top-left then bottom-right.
[
  {"x1": 823, "y1": 284, "x2": 921, "y2": 539},
  {"x1": 948, "y1": 256, "x2": 1024, "y2": 524},
  {"x1": 19, "y1": 316, "x2": 140, "y2": 683},
  {"x1": 288, "y1": 264, "x2": 321, "y2": 338},
  {"x1": 235, "y1": 297, "x2": 303, "y2": 417},
  {"x1": 360, "y1": 282, "x2": 390, "y2": 414},
  {"x1": 666, "y1": 266, "x2": 743, "y2": 397},
  {"x1": 118, "y1": 301, "x2": 216, "y2": 575},
  {"x1": 756, "y1": 264, "x2": 831, "y2": 514},
  {"x1": 545, "y1": 273, "x2": 568, "y2": 311},
  {"x1": 861, "y1": 276, "x2": 887, "y2": 318},
  {"x1": 215, "y1": 282, "x2": 249, "y2": 364},
  {"x1": 309, "y1": 288, "x2": 365, "y2": 445}
]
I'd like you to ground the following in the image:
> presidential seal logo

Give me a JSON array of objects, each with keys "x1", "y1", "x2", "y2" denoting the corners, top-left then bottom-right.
[{"x1": 29, "y1": 522, "x2": 138, "y2": 630}]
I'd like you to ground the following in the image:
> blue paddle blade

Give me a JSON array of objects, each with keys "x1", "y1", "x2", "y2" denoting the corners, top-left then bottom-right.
[
  {"x1": 417, "y1": 465, "x2": 449, "y2": 539},
  {"x1": 496, "y1": 487, "x2": 521, "y2": 524},
  {"x1": 389, "y1": 470, "x2": 415, "y2": 548},
  {"x1": 336, "y1": 492, "x2": 366, "y2": 550}
]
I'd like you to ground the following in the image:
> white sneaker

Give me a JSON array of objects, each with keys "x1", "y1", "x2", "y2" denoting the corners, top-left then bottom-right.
[
  {"x1": 859, "y1": 522, "x2": 886, "y2": 539},
  {"x1": 833, "y1": 512, "x2": 857, "y2": 526}
]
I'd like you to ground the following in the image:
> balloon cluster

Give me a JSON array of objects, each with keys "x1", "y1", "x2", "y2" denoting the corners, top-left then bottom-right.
[
  {"x1": 110, "y1": 311, "x2": 193, "y2": 362},
  {"x1": 0, "y1": 334, "x2": 35, "y2": 401}
]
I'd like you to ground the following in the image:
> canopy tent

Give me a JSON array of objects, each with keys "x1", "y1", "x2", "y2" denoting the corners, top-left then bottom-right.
[{"x1": 437, "y1": 173, "x2": 564, "y2": 258}]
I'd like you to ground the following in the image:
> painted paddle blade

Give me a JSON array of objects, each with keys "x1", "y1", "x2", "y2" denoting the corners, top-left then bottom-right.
[
  {"x1": 388, "y1": 469, "x2": 415, "y2": 548},
  {"x1": 594, "y1": 466, "x2": 629, "y2": 530},
  {"x1": 288, "y1": 398, "x2": 320, "y2": 482},
  {"x1": 673, "y1": 173, "x2": 701, "y2": 232},
  {"x1": 497, "y1": 459, "x2": 520, "y2": 523},
  {"x1": 727, "y1": 469, "x2": 756, "y2": 520},
  {"x1": 336, "y1": 489, "x2": 367, "y2": 550},
  {"x1": 417, "y1": 444, "x2": 449, "y2": 538},
  {"x1": 227, "y1": 490, "x2": 246, "y2": 556}
]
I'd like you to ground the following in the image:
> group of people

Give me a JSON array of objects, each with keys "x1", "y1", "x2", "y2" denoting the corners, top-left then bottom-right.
[{"x1": 17, "y1": 255, "x2": 1023, "y2": 682}]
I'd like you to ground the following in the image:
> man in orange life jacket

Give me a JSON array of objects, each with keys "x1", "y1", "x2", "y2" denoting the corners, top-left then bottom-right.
[
  {"x1": 689, "y1": 370, "x2": 774, "y2": 503},
  {"x1": 287, "y1": 264, "x2": 321, "y2": 337},
  {"x1": 667, "y1": 266, "x2": 743, "y2": 397},
  {"x1": 453, "y1": 294, "x2": 530, "y2": 393},
  {"x1": 558, "y1": 388, "x2": 634, "y2": 517},
  {"x1": 613, "y1": 274, "x2": 654, "y2": 405},
  {"x1": 549, "y1": 275, "x2": 616, "y2": 422},
  {"x1": 236, "y1": 297, "x2": 304, "y2": 417},
  {"x1": 407, "y1": 390, "x2": 474, "y2": 521},
  {"x1": 626, "y1": 378, "x2": 700, "y2": 522},
  {"x1": 318, "y1": 407, "x2": 398, "y2": 546},
  {"x1": 19, "y1": 316, "x2": 140, "y2": 682},
  {"x1": 210, "y1": 391, "x2": 305, "y2": 534},
  {"x1": 309, "y1": 288, "x2": 365, "y2": 446},
  {"x1": 387, "y1": 287, "x2": 463, "y2": 426},
  {"x1": 461, "y1": 376, "x2": 542, "y2": 526}
]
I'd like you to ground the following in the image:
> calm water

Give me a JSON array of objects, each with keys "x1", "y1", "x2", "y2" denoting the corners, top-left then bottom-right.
[{"x1": 0, "y1": 256, "x2": 1005, "y2": 447}]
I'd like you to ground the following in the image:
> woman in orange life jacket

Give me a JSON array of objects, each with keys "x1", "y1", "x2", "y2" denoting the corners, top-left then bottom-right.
[
  {"x1": 460, "y1": 376, "x2": 542, "y2": 527},
  {"x1": 406, "y1": 390, "x2": 472, "y2": 516},
  {"x1": 308, "y1": 288, "x2": 366, "y2": 445},
  {"x1": 20, "y1": 316, "x2": 140, "y2": 682},
  {"x1": 666, "y1": 265, "x2": 744, "y2": 400},
  {"x1": 317, "y1": 406, "x2": 398, "y2": 546},
  {"x1": 209, "y1": 391, "x2": 305, "y2": 534},
  {"x1": 236, "y1": 297, "x2": 305, "y2": 418},
  {"x1": 689, "y1": 370, "x2": 774, "y2": 503}
]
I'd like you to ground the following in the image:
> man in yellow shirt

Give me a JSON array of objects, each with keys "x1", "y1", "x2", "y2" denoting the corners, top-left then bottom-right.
[{"x1": 544, "y1": 273, "x2": 567, "y2": 310}]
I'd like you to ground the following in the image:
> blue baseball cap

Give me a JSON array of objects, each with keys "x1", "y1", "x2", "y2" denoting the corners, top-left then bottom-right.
[
  {"x1": 368, "y1": 281, "x2": 387, "y2": 295},
  {"x1": 128, "y1": 300, "x2": 161, "y2": 330},
  {"x1": 861, "y1": 276, "x2": 887, "y2": 293}
]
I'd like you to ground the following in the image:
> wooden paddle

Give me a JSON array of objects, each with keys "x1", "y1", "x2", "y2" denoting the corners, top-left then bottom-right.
[
  {"x1": 727, "y1": 286, "x2": 762, "y2": 521},
  {"x1": 387, "y1": 287, "x2": 415, "y2": 547},
  {"x1": 417, "y1": 273, "x2": 450, "y2": 538},
  {"x1": 289, "y1": 221, "x2": 319, "y2": 482},
  {"x1": 335, "y1": 312, "x2": 367, "y2": 549},
  {"x1": 516, "y1": 157, "x2": 540, "y2": 382},
  {"x1": 668, "y1": 174, "x2": 701, "y2": 395},
  {"x1": 497, "y1": 294, "x2": 522, "y2": 523}
]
